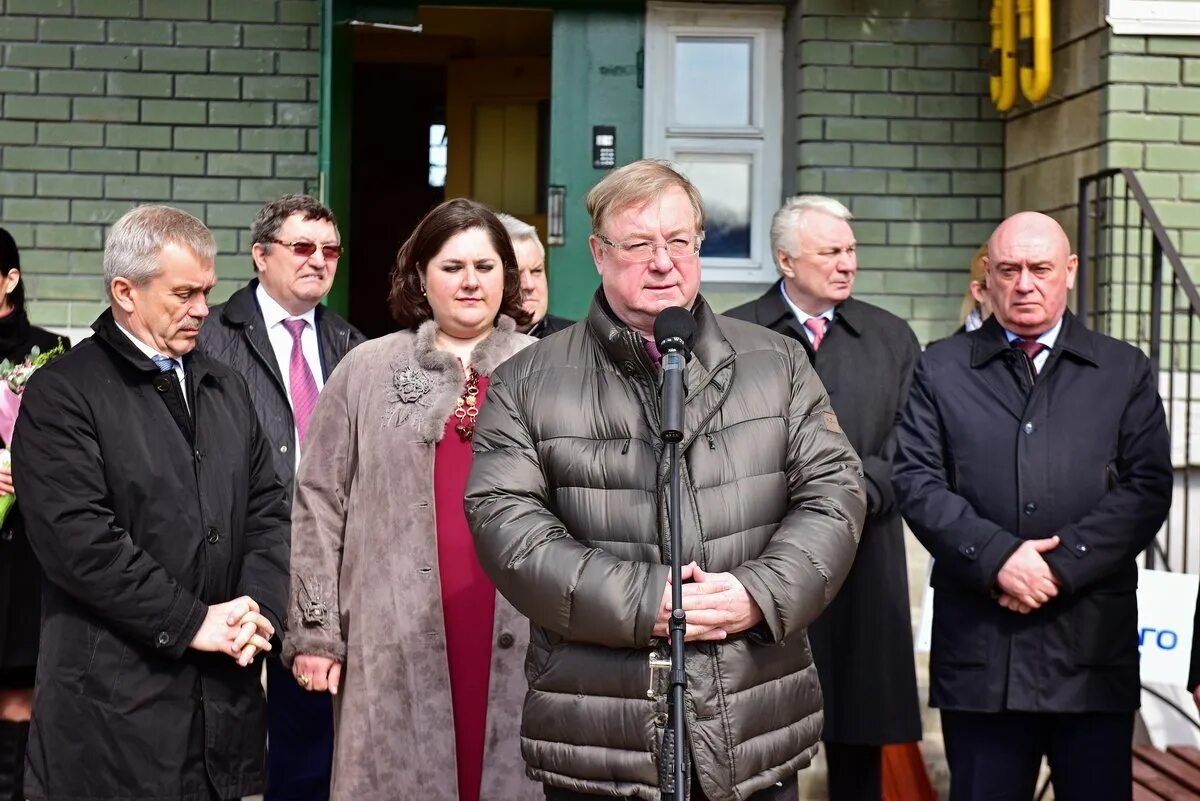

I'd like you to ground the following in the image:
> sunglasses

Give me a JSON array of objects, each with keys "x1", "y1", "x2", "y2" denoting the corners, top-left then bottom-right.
[{"x1": 272, "y1": 239, "x2": 344, "y2": 260}]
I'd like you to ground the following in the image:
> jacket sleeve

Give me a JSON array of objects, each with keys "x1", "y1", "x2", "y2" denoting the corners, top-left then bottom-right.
[
  {"x1": 281, "y1": 350, "x2": 357, "y2": 666},
  {"x1": 1042, "y1": 354, "x2": 1172, "y2": 595},
  {"x1": 860, "y1": 326, "x2": 921, "y2": 522},
  {"x1": 235, "y1": 397, "x2": 291, "y2": 643},
  {"x1": 893, "y1": 355, "x2": 1023, "y2": 594},
  {"x1": 12, "y1": 369, "x2": 206, "y2": 658},
  {"x1": 466, "y1": 371, "x2": 670, "y2": 650},
  {"x1": 728, "y1": 345, "x2": 866, "y2": 644}
]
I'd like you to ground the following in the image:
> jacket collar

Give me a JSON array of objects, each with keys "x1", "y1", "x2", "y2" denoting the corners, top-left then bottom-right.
[
  {"x1": 221, "y1": 278, "x2": 329, "y2": 329},
  {"x1": 412, "y1": 314, "x2": 521, "y2": 377},
  {"x1": 749, "y1": 280, "x2": 863, "y2": 340},
  {"x1": 970, "y1": 311, "x2": 1098, "y2": 370},
  {"x1": 91, "y1": 308, "x2": 219, "y2": 386}
]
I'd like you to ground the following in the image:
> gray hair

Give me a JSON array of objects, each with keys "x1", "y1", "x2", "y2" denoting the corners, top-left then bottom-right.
[
  {"x1": 495, "y1": 212, "x2": 545, "y2": 258},
  {"x1": 103, "y1": 205, "x2": 216, "y2": 301},
  {"x1": 770, "y1": 195, "x2": 853, "y2": 269}
]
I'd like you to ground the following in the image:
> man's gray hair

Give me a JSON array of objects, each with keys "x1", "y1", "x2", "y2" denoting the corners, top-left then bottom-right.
[
  {"x1": 103, "y1": 205, "x2": 216, "y2": 301},
  {"x1": 770, "y1": 195, "x2": 853, "y2": 268},
  {"x1": 495, "y1": 212, "x2": 545, "y2": 258}
]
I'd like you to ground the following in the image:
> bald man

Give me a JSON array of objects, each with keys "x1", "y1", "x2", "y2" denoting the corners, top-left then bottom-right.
[{"x1": 893, "y1": 212, "x2": 1172, "y2": 801}]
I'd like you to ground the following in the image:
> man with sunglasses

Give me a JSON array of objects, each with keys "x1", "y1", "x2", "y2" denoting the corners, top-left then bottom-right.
[{"x1": 198, "y1": 194, "x2": 364, "y2": 801}]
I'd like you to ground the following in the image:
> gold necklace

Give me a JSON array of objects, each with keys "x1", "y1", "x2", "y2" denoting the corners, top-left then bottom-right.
[{"x1": 453, "y1": 367, "x2": 481, "y2": 440}]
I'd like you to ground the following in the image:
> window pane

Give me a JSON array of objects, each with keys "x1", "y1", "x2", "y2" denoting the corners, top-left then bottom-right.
[
  {"x1": 428, "y1": 124, "x2": 447, "y2": 188},
  {"x1": 677, "y1": 156, "x2": 752, "y2": 259},
  {"x1": 673, "y1": 37, "x2": 752, "y2": 127}
]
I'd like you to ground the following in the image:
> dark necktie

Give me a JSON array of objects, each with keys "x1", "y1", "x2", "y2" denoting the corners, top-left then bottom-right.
[
  {"x1": 804, "y1": 317, "x2": 828, "y2": 351},
  {"x1": 283, "y1": 319, "x2": 319, "y2": 446},
  {"x1": 1013, "y1": 338, "x2": 1047, "y2": 376}
]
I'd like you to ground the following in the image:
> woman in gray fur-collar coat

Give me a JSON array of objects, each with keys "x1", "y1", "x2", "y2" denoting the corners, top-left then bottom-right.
[{"x1": 282, "y1": 199, "x2": 539, "y2": 801}]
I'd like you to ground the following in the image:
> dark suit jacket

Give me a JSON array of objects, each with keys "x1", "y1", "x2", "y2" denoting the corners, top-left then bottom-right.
[
  {"x1": 528, "y1": 313, "x2": 573, "y2": 339},
  {"x1": 726, "y1": 284, "x2": 922, "y2": 743}
]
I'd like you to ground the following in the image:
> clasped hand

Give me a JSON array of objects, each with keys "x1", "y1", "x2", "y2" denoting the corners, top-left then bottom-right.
[
  {"x1": 188, "y1": 595, "x2": 273, "y2": 666},
  {"x1": 652, "y1": 562, "x2": 764, "y2": 642},
  {"x1": 995, "y1": 536, "x2": 1061, "y2": 615}
]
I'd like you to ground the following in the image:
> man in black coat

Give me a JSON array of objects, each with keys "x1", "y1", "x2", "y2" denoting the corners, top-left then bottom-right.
[
  {"x1": 497, "y1": 213, "x2": 573, "y2": 338},
  {"x1": 13, "y1": 206, "x2": 290, "y2": 801},
  {"x1": 894, "y1": 211, "x2": 1173, "y2": 801},
  {"x1": 198, "y1": 195, "x2": 364, "y2": 801},
  {"x1": 727, "y1": 196, "x2": 922, "y2": 801}
]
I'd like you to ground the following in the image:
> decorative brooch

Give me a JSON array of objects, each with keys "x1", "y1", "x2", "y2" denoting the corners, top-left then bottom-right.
[
  {"x1": 390, "y1": 367, "x2": 432, "y2": 405},
  {"x1": 297, "y1": 576, "x2": 329, "y2": 628}
]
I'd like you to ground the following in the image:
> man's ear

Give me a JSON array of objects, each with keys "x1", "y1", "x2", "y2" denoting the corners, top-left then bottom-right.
[
  {"x1": 776, "y1": 251, "x2": 795, "y2": 279},
  {"x1": 110, "y1": 277, "x2": 137, "y2": 314},
  {"x1": 251, "y1": 243, "x2": 269, "y2": 273}
]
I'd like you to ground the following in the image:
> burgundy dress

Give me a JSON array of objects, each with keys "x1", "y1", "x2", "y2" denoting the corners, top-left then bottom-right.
[{"x1": 433, "y1": 374, "x2": 496, "y2": 801}]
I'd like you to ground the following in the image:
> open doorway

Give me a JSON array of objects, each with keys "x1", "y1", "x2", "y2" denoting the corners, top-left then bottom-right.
[{"x1": 349, "y1": 7, "x2": 552, "y2": 338}]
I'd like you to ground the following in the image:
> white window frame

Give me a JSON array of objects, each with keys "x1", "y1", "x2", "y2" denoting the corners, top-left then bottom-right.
[
  {"x1": 1108, "y1": 0, "x2": 1200, "y2": 34},
  {"x1": 644, "y1": 2, "x2": 784, "y2": 283}
]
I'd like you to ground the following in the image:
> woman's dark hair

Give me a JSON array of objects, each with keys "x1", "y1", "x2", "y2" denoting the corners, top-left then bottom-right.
[
  {"x1": 388, "y1": 198, "x2": 532, "y2": 330},
  {"x1": 0, "y1": 227, "x2": 26, "y2": 313}
]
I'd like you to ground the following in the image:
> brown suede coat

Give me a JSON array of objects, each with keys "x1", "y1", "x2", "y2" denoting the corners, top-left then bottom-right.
[{"x1": 282, "y1": 317, "x2": 539, "y2": 801}]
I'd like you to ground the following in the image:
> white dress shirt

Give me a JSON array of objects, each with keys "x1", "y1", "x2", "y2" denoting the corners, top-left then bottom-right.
[
  {"x1": 779, "y1": 282, "x2": 836, "y2": 344},
  {"x1": 1003, "y1": 317, "x2": 1063, "y2": 374},
  {"x1": 256, "y1": 284, "x2": 324, "y2": 467},
  {"x1": 115, "y1": 320, "x2": 188, "y2": 410}
]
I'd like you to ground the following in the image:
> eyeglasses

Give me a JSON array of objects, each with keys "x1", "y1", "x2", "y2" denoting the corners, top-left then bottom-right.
[
  {"x1": 271, "y1": 239, "x2": 344, "y2": 260},
  {"x1": 597, "y1": 232, "x2": 704, "y2": 263}
]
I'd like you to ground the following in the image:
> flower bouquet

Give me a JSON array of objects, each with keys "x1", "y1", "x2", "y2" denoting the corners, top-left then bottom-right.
[{"x1": 0, "y1": 340, "x2": 66, "y2": 525}]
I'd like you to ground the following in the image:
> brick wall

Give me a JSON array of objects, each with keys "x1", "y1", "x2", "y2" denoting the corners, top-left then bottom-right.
[
  {"x1": 0, "y1": 0, "x2": 321, "y2": 335},
  {"x1": 785, "y1": 0, "x2": 1003, "y2": 344}
]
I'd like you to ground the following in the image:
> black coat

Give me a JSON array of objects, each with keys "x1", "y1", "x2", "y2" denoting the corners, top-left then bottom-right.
[
  {"x1": 12, "y1": 310, "x2": 290, "y2": 801},
  {"x1": 726, "y1": 287, "x2": 923, "y2": 744},
  {"x1": 527, "y1": 312, "x2": 573, "y2": 339},
  {"x1": 894, "y1": 313, "x2": 1172, "y2": 713},
  {"x1": 197, "y1": 279, "x2": 365, "y2": 507},
  {"x1": 0, "y1": 311, "x2": 68, "y2": 681}
]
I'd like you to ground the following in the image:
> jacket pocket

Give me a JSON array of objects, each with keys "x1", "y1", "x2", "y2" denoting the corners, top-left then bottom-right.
[
  {"x1": 1071, "y1": 592, "x2": 1139, "y2": 667},
  {"x1": 930, "y1": 588, "x2": 988, "y2": 668}
]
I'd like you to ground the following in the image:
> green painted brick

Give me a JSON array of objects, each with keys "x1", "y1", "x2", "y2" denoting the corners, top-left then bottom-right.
[
  {"x1": 212, "y1": 230, "x2": 239, "y2": 253},
  {"x1": 853, "y1": 94, "x2": 915, "y2": 118},
  {"x1": 951, "y1": 222, "x2": 996, "y2": 246},
  {"x1": 21, "y1": 255, "x2": 72, "y2": 280},
  {"x1": 1135, "y1": 173, "x2": 1179, "y2": 198},
  {"x1": 0, "y1": 122, "x2": 35, "y2": 145},
  {"x1": 952, "y1": 121, "x2": 1003, "y2": 144},
  {"x1": 176, "y1": 23, "x2": 240, "y2": 47},
  {"x1": 278, "y1": 51, "x2": 318, "y2": 76},
  {"x1": 209, "y1": 49, "x2": 273, "y2": 74},
  {"x1": 213, "y1": 257, "x2": 257, "y2": 282},
  {"x1": 0, "y1": 70, "x2": 36, "y2": 94},
  {"x1": 209, "y1": 153, "x2": 273, "y2": 177},
  {"x1": 978, "y1": 147, "x2": 1003, "y2": 169},
  {"x1": 917, "y1": 145, "x2": 977, "y2": 168},
  {"x1": 850, "y1": 196, "x2": 914, "y2": 220},
  {"x1": 1148, "y1": 201, "x2": 1195, "y2": 229},
  {"x1": 917, "y1": 45, "x2": 978, "y2": 70},
  {"x1": 825, "y1": 117, "x2": 887, "y2": 142},
  {"x1": 172, "y1": 177, "x2": 239, "y2": 201},
  {"x1": 209, "y1": 102, "x2": 273, "y2": 126},
  {"x1": 853, "y1": 143, "x2": 914, "y2": 169},
  {"x1": 799, "y1": 65, "x2": 825, "y2": 90},
  {"x1": 306, "y1": 128, "x2": 318, "y2": 151},
  {"x1": 895, "y1": 19, "x2": 958, "y2": 44},
  {"x1": 954, "y1": 20, "x2": 989, "y2": 41},
  {"x1": 852, "y1": 222, "x2": 888, "y2": 246},
  {"x1": 174, "y1": 126, "x2": 239, "y2": 151},
  {"x1": 277, "y1": 103, "x2": 318, "y2": 126},
  {"x1": 827, "y1": 18, "x2": 902, "y2": 43},
  {"x1": 241, "y1": 127, "x2": 307, "y2": 152},
  {"x1": 107, "y1": 72, "x2": 173, "y2": 98},
  {"x1": 798, "y1": 142, "x2": 851, "y2": 167},
  {"x1": 798, "y1": 117, "x2": 824, "y2": 140},
  {"x1": 1146, "y1": 86, "x2": 1200, "y2": 114},
  {"x1": 4, "y1": 96, "x2": 70, "y2": 121},
  {"x1": 800, "y1": 42, "x2": 851, "y2": 66},
  {"x1": 243, "y1": 25, "x2": 309, "y2": 50},
  {"x1": 798, "y1": 17, "x2": 826, "y2": 40},
  {"x1": 38, "y1": 122, "x2": 104, "y2": 147},
  {"x1": 206, "y1": 202, "x2": 266, "y2": 228},
  {"x1": 888, "y1": 222, "x2": 950, "y2": 246},
  {"x1": 824, "y1": 169, "x2": 889, "y2": 194},
  {"x1": 176, "y1": 75, "x2": 240, "y2": 99},
  {"x1": 35, "y1": 224, "x2": 103, "y2": 250},
  {"x1": 40, "y1": 69, "x2": 104, "y2": 95},
  {"x1": 71, "y1": 199, "x2": 137, "y2": 223},
  {"x1": 795, "y1": 167, "x2": 824, "y2": 193},
  {"x1": 104, "y1": 175, "x2": 170, "y2": 200},
  {"x1": 74, "y1": 97, "x2": 139, "y2": 123},
  {"x1": 952, "y1": 171, "x2": 1002, "y2": 195},
  {"x1": 39, "y1": 18, "x2": 105, "y2": 43},
  {"x1": 73, "y1": 45, "x2": 139, "y2": 71},
  {"x1": 5, "y1": 44, "x2": 71, "y2": 69},
  {"x1": 1182, "y1": 117, "x2": 1200, "y2": 143},
  {"x1": 1104, "y1": 84, "x2": 1145, "y2": 112},
  {"x1": 69, "y1": 301, "x2": 111, "y2": 327},
  {"x1": 4, "y1": 199, "x2": 70, "y2": 223},
  {"x1": 67, "y1": 251, "x2": 106, "y2": 274},
  {"x1": 141, "y1": 47, "x2": 207, "y2": 73},
  {"x1": 0, "y1": 227, "x2": 34, "y2": 250},
  {"x1": 1109, "y1": 54, "x2": 1181, "y2": 84},
  {"x1": 917, "y1": 95, "x2": 978, "y2": 119},
  {"x1": 1107, "y1": 35, "x2": 1147, "y2": 54},
  {"x1": 72, "y1": 149, "x2": 137, "y2": 173},
  {"x1": 142, "y1": 100, "x2": 207, "y2": 125},
  {"x1": 1148, "y1": 38, "x2": 1200, "y2": 57},
  {"x1": 883, "y1": 271, "x2": 946, "y2": 294},
  {"x1": 106, "y1": 123, "x2": 172, "y2": 149},
  {"x1": 280, "y1": 1, "x2": 319, "y2": 24},
  {"x1": 1184, "y1": 60, "x2": 1200, "y2": 86},
  {"x1": 306, "y1": 78, "x2": 318, "y2": 101},
  {"x1": 4, "y1": 146, "x2": 68, "y2": 171},
  {"x1": 891, "y1": 69, "x2": 954, "y2": 94},
  {"x1": 0, "y1": 18, "x2": 36, "y2": 40},
  {"x1": 26, "y1": 301, "x2": 71, "y2": 328},
  {"x1": 887, "y1": 171, "x2": 951, "y2": 195},
  {"x1": 1106, "y1": 141, "x2": 1145, "y2": 167},
  {"x1": 800, "y1": 91, "x2": 853, "y2": 116},
  {"x1": 852, "y1": 43, "x2": 915, "y2": 68},
  {"x1": 1108, "y1": 113, "x2": 1181, "y2": 142},
  {"x1": 211, "y1": 0, "x2": 275, "y2": 22},
  {"x1": 889, "y1": 119, "x2": 950, "y2": 144},
  {"x1": 238, "y1": 178, "x2": 307, "y2": 202},
  {"x1": 77, "y1": 0, "x2": 139, "y2": 16},
  {"x1": 918, "y1": 245, "x2": 980, "y2": 269},
  {"x1": 274, "y1": 154, "x2": 317, "y2": 178},
  {"x1": 954, "y1": 70, "x2": 989, "y2": 95},
  {"x1": 855, "y1": 294, "x2": 911, "y2": 317},
  {"x1": 916, "y1": 196, "x2": 976, "y2": 220},
  {"x1": 909, "y1": 296, "x2": 961, "y2": 321},
  {"x1": 108, "y1": 20, "x2": 173, "y2": 45},
  {"x1": 30, "y1": 276, "x2": 104, "y2": 302},
  {"x1": 825, "y1": 67, "x2": 889, "y2": 93},
  {"x1": 0, "y1": 173, "x2": 34, "y2": 197},
  {"x1": 9, "y1": 0, "x2": 69, "y2": 13},
  {"x1": 144, "y1": 0, "x2": 208, "y2": 19},
  {"x1": 140, "y1": 151, "x2": 205, "y2": 176}
]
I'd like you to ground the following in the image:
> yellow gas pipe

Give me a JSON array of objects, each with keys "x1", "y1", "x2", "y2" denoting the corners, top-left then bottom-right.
[
  {"x1": 989, "y1": 0, "x2": 1018, "y2": 111},
  {"x1": 1017, "y1": 0, "x2": 1052, "y2": 102}
]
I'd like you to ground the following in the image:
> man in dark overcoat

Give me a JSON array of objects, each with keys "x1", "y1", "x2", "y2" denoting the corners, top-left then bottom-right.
[
  {"x1": 12, "y1": 206, "x2": 290, "y2": 801},
  {"x1": 727, "y1": 195, "x2": 922, "y2": 801},
  {"x1": 893, "y1": 211, "x2": 1172, "y2": 800}
]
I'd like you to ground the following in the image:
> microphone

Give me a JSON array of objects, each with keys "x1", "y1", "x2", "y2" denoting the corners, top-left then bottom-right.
[{"x1": 654, "y1": 307, "x2": 696, "y2": 443}]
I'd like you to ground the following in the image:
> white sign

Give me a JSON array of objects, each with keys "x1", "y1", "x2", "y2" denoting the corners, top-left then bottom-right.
[{"x1": 915, "y1": 568, "x2": 1198, "y2": 688}]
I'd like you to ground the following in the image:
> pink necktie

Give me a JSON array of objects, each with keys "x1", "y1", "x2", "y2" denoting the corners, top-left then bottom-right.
[
  {"x1": 283, "y1": 319, "x2": 319, "y2": 445},
  {"x1": 804, "y1": 317, "x2": 828, "y2": 351},
  {"x1": 1013, "y1": 338, "x2": 1047, "y2": 376}
]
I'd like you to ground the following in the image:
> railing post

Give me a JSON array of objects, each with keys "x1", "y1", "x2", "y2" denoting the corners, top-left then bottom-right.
[
  {"x1": 1150, "y1": 237, "x2": 1163, "y2": 378},
  {"x1": 1077, "y1": 176, "x2": 1090, "y2": 324}
]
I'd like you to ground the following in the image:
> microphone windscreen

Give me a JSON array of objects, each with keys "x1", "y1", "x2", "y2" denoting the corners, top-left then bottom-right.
[{"x1": 654, "y1": 306, "x2": 697, "y2": 355}]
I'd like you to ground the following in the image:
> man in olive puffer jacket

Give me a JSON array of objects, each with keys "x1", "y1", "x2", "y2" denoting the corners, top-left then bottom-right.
[{"x1": 466, "y1": 160, "x2": 865, "y2": 801}]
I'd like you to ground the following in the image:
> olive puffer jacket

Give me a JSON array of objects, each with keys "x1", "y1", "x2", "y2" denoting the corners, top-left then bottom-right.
[{"x1": 466, "y1": 294, "x2": 865, "y2": 801}]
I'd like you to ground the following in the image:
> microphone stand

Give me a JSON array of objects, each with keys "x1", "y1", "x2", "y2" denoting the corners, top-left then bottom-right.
[{"x1": 658, "y1": 346, "x2": 687, "y2": 801}]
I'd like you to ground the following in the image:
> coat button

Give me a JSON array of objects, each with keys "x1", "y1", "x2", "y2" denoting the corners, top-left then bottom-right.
[
  {"x1": 1024, "y1": 502, "x2": 1038, "y2": 515},
  {"x1": 960, "y1": 544, "x2": 976, "y2": 557},
  {"x1": 206, "y1": 526, "x2": 220, "y2": 544},
  {"x1": 1076, "y1": 543, "x2": 1089, "y2": 554},
  {"x1": 654, "y1": 713, "x2": 668, "y2": 726},
  {"x1": 498, "y1": 632, "x2": 515, "y2": 649},
  {"x1": 156, "y1": 631, "x2": 170, "y2": 647},
  {"x1": 155, "y1": 378, "x2": 171, "y2": 393},
  {"x1": 1023, "y1": 421, "x2": 1035, "y2": 434},
  {"x1": 279, "y1": 445, "x2": 288, "y2": 454},
  {"x1": 193, "y1": 449, "x2": 203, "y2": 461}
]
